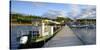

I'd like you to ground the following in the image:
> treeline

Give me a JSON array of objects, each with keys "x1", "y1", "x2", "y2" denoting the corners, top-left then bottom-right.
[
  {"x1": 76, "y1": 19, "x2": 96, "y2": 25},
  {"x1": 55, "y1": 17, "x2": 72, "y2": 22},
  {"x1": 10, "y1": 13, "x2": 72, "y2": 24},
  {"x1": 10, "y1": 13, "x2": 50, "y2": 24}
]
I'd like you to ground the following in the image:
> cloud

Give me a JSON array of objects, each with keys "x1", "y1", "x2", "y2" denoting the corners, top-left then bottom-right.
[
  {"x1": 67, "y1": 4, "x2": 96, "y2": 19},
  {"x1": 69, "y1": 4, "x2": 81, "y2": 18},
  {"x1": 78, "y1": 5, "x2": 96, "y2": 19},
  {"x1": 32, "y1": 2, "x2": 47, "y2": 7},
  {"x1": 42, "y1": 10, "x2": 67, "y2": 19},
  {"x1": 84, "y1": 5, "x2": 96, "y2": 11}
]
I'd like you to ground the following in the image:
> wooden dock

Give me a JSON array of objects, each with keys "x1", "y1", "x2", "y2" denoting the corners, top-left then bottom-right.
[{"x1": 43, "y1": 25, "x2": 83, "y2": 47}]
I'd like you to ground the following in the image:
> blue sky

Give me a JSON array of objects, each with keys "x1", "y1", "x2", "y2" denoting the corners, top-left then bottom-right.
[{"x1": 11, "y1": 1, "x2": 96, "y2": 19}]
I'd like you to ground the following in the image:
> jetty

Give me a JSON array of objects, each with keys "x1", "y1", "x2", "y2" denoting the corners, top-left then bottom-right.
[{"x1": 43, "y1": 25, "x2": 83, "y2": 47}]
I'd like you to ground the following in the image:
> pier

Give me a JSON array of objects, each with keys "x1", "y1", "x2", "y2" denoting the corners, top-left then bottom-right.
[{"x1": 43, "y1": 25, "x2": 83, "y2": 47}]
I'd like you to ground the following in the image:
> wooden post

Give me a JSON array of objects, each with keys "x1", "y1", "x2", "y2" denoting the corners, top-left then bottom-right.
[
  {"x1": 50, "y1": 26, "x2": 53, "y2": 35},
  {"x1": 41, "y1": 23, "x2": 45, "y2": 36}
]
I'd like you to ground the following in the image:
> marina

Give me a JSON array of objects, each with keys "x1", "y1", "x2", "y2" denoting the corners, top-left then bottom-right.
[{"x1": 10, "y1": 1, "x2": 96, "y2": 49}]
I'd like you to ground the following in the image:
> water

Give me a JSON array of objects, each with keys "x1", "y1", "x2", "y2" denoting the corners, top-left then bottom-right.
[
  {"x1": 10, "y1": 25, "x2": 39, "y2": 49},
  {"x1": 70, "y1": 26, "x2": 96, "y2": 44}
]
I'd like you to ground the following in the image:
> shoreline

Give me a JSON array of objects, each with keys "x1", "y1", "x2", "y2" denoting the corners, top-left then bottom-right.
[{"x1": 10, "y1": 23, "x2": 33, "y2": 26}]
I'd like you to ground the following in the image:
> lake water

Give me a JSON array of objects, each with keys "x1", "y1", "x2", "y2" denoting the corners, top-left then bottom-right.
[{"x1": 70, "y1": 26, "x2": 96, "y2": 44}]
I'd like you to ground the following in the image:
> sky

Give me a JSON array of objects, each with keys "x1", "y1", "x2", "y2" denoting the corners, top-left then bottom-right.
[{"x1": 11, "y1": 1, "x2": 96, "y2": 19}]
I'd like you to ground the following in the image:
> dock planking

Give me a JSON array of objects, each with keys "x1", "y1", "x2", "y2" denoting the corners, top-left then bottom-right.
[{"x1": 43, "y1": 25, "x2": 83, "y2": 47}]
